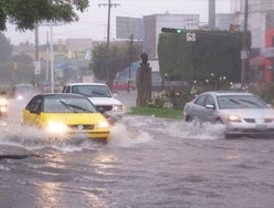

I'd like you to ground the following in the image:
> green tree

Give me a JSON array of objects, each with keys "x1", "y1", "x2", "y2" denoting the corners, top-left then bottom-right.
[
  {"x1": 0, "y1": 32, "x2": 12, "y2": 65},
  {"x1": 90, "y1": 42, "x2": 142, "y2": 88},
  {"x1": 0, "y1": 0, "x2": 89, "y2": 31},
  {"x1": 158, "y1": 30, "x2": 251, "y2": 84}
]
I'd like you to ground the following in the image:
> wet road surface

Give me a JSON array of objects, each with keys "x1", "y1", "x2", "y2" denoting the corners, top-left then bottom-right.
[{"x1": 1, "y1": 93, "x2": 274, "y2": 208}]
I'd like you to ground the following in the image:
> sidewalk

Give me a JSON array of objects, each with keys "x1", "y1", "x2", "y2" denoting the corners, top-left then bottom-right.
[{"x1": 115, "y1": 90, "x2": 137, "y2": 111}]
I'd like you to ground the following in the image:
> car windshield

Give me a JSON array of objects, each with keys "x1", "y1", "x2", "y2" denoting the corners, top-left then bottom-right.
[
  {"x1": 217, "y1": 95, "x2": 268, "y2": 109},
  {"x1": 44, "y1": 96, "x2": 97, "y2": 113},
  {"x1": 71, "y1": 85, "x2": 112, "y2": 97}
]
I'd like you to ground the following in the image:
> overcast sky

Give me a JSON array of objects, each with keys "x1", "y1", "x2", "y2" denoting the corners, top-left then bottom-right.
[{"x1": 4, "y1": 0, "x2": 232, "y2": 45}]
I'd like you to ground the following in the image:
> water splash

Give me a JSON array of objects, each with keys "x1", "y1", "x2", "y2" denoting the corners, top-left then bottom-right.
[
  {"x1": 108, "y1": 122, "x2": 154, "y2": 147},
  {"x1": 0, "y1": 99, "x2": 224, "y2": 153},
  {"x1": 0, "y1": 124, "x2": 93, "y2": 152},
  {"x1": 120, "y1": 115, "x2": 225, "y2": 140}
]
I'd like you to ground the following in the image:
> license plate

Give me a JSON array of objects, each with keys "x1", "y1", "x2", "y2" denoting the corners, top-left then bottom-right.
[{"x1": 256, "y1": 124, "x2": 267, "y2": 131}]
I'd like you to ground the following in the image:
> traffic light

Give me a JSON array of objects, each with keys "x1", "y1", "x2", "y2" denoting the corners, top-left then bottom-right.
[{"x1": 161, "y1": 27, "x2": 182, "y2": 33}]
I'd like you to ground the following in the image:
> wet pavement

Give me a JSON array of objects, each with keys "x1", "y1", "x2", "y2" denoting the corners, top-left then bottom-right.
[{"x1": 1, "y1": 92, "x2": 274, "y2": 208}]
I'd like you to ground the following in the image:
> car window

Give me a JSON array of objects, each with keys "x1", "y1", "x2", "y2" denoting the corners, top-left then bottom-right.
[
  {"x1": 205, "y1": 95, "x2": 215, "y2": 106},
  {"x1": 217, "y1": 95, "x2": 268, "y2": 109},
  {"x1": 65, "y1": 86, "x2": 71, "y2": 93},
  {"x1": 44, "y1": 96, "x2": 97, "y2": 113},
  {"x1": 194, "y1": 94, "x2": 207, "y2": 106},
  {"x1": 71, "y1": 85, "x2": 112, "y2": 97},
  {"x1": 26, "y1": 96, "x2": 43, "y2": 113}
]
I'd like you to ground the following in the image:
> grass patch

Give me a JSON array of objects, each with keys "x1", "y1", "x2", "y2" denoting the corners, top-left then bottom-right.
[{"x1": 128, "y1": 106, "x2": 183, "y2": 120}]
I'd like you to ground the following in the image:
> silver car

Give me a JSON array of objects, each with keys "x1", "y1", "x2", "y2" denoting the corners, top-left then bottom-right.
[{"x1": 183, "y1": 91, "x2": 274, "y2": 138}]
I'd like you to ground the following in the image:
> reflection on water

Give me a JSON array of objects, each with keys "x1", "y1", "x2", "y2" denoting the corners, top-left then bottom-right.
[
  {"x1": 37, "y1": 182, "x2": 60, "y2": 207},
  {"x1": 92, "y1": 152, "x2": 119, "y2": 176}
]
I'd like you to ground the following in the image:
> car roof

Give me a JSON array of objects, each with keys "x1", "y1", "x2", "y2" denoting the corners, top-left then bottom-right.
[
  {"x1": 64, "y1": 83, "x2": 107, "y2": 87},
  {"x1": 38, "y1": 93, "x2": 88, "y2": 99},
  {"x1": 203, "y1": 91, "x2": 254, "y2": 97}
]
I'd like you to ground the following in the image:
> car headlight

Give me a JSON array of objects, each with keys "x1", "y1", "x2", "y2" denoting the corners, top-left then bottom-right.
[
  {"x1": 228, "y1": 115, "x2": 241, "y2": 123},
  {"x1": 95, "y1": 121, "x2": 109, "y2": 129},
  {"x1": 265, "y1": 118, "x2": 274, "y2": 123},
  {"x1": 16, "y1": 95, "x2": 24, "y2": 100},
  {"x1": 46, "y1": 121, "x2": 68, "y2": 134},
  {"x1": 113, "y1": 105, "x2": 123, "y2": 112},
  {"x1": 0, "y1": 106, "x2": 7, "y2": 112},
  {"x1": 0, "y1": 98, "x2": 7, "y2": 105}
]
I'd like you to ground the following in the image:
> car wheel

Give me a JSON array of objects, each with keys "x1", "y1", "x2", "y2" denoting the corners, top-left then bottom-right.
[
  {"x1": 225, "y1": 133, "x2": 240, "y2": 139},
  {"x1": 185, "y1": 115, "x2": 192, "y2": 122},
  {"x1": 215, "y1": 118, "x2": 223, "y2": 124}
]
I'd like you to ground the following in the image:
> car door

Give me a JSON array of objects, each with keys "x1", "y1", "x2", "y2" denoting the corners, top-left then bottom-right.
[
  {"x1": 23, "y1": 96, "x2": 43, "y2": 127},
  {"x1": 203, "y1": 94, "x2": 218, "y2": 122},
  {"x1": 191, "y1": 94, "x2": 208, "y2": 121}
]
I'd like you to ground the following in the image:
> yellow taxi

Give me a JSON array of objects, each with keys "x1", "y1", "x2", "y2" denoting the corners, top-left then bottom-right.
[{"x1": 22, "y1": 93, "x2": 110, "y2": 142}]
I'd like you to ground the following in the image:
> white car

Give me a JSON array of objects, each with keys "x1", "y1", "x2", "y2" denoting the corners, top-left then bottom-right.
[
  {"x1": 62, "y1": 83, "x2": 124, "y2": 117},
  {"x1": 183, "y1": 91, "x2": 274, "y2": 138}
]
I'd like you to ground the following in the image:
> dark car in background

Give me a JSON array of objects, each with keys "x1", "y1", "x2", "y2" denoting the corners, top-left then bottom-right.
[{"x1": 11, "y1": 83, "x2": 40, "y2": 100}]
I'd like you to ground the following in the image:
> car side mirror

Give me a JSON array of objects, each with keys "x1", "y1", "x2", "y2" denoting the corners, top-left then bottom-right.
[
  {"x1": 98, "y1": 107, "x2": 105, "y2": 114},
  {"x1": 30, "y1": 110, "x2": 40, "y2": 115}
]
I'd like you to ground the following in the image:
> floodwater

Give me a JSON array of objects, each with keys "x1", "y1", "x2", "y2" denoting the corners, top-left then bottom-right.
[{"x1": 1, "y1": 96, "x2": 274, "y2": 208}]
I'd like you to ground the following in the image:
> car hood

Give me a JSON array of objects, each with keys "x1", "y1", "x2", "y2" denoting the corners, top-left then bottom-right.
[
  {"x1": 220, "y1": 108, "x2": 274, "y2": 118},
  {"x1": 40, "y1": 112, "x2": 107, "y2": 125},
  {"x1": 87, "y1": 97, "x2": 122, "y2": 106}
]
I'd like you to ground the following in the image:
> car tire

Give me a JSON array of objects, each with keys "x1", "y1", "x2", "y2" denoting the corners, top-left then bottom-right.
[
  {"x1": 215, "y1": 118, "x2": 223, "y2": 124},
  {"x1": 225, "y1": 133, "x2": 240, "y2": 139},
  {"x1": 185, "y1": 115, "x2": 192, "y2": 122}
]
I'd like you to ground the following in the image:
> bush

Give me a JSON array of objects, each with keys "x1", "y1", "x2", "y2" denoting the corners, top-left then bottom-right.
[
  {"x1": 147, "y1": 89, "x2": 193, "y2": 110},
  {"x1": 249, "y1": 84, "x2": 274, "y2": 105}
]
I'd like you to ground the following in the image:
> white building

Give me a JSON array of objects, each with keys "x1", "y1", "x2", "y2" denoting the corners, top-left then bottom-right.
[
  {"x1": 231, "y1": 0, "x2": 274, "y2": 49},
  {"x1": 143, "y1": 13, "x2": 199, "y2": 60}
]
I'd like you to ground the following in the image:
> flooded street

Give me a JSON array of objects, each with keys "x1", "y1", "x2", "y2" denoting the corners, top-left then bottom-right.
[{"x1": 1, "y1": 93, "x2": 274, "y2": 208}]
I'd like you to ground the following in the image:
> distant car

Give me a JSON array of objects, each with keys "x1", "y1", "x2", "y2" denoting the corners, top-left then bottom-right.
[
  {"x1": 62, "y1": 83, "x2": 124, "y2": 117},
  {"x1": 22, "y1": 93, "x2": 110, "y2": 142},
  {"x1": 183, "y1": 91, "x2": 274, "y2": 138},
  {"x1": 12, "y1": 83, "x2": 40, "y2": 100},
  {"x1": 112, "y1": 81, "x2": 136, "y2": 91},
  {"x1": 0, "y1": 95, "x2": 8, "y2": 118}
]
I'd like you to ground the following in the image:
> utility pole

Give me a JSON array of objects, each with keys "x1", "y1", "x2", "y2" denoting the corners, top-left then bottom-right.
[
  {"x1": 46, "y1": 31, "x2": 49, "y2": 83},
  {"x1": 128, "y1": 34, "x2": 134, "y2": 92},
  {"x1": 50, "y1": 21, "x2": 54, "y2": 93},
  {"x1": 99, "y1": 0, "x2": 120, "y2": 87},
  {"x1": 241, "y1": 0, "x2": 249, "y2": 87},
  {"x1": 208, "y1": 0, "x2": 215, "y2": 30},
  {"x1": 34, "y1": 24, "x2": 39, "y2": 87},
  {"x1": 35, "y1": 25, "x2": 39, "y2": 63}
]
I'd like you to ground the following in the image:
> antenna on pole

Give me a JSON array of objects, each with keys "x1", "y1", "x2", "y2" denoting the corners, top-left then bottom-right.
[{"x1": 99, "y1": 0, "x2": 121, "y2": 87}]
